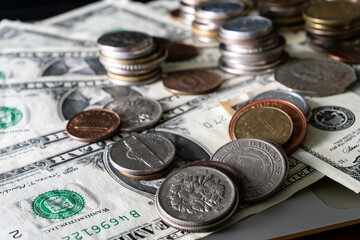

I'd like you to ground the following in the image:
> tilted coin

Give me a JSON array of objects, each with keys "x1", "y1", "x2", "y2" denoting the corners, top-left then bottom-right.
[
  {"x1": 155, "y1": 165, "x2": 239, "y2": 232},
  {"x1": 326, "y1": 45, "x2": 360, "y2": 64},
  {"x1": 211, "y1": 138, "x2": 288, "y2": 202},
  {"x1": 230, "y1": 106, "x2": 294, "y2": 146},
  {"x1": 66, "y1": 109, "x2": 120, "y2": 143},
  {"x1": 163, "y1": 70, "x2": 222, "y2": 95},
  {"x1": 104, "y1": 96, "x2": 162, "y2": 132},
  {"x1": 274, "y1": 58, "x2": 357, "y2": 97},
  {"x1": 163, "y1": 42, "x2": 199, "y2": 62},
  {"x1": 109, "y1": 133, "x2": 175, "y2": 176}
]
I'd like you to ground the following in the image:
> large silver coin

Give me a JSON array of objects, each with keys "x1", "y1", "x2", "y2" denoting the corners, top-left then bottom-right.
[
  {"x1": 211, "y1": 138, "x2": 288, "y2": 202},
  {"x1": 196, "y1": 1, "x2": 246, "y2": 20},
  {"x1": 219, "y1": 16, "x2": 273, "y2": 40},
  {"x1": 109, "y1": 133, "x2": 175, "y2": 175},
  {"x1": 275, "y1": 58, "x2": 357, "y2": 97},
  {"x1": 155, "y1": 165, "x2": 238, "y2": 232},
  {"x1": 104, "y1": 96, "x2": 162, "y2": 131},
  {"x1": 251, "y1": 89, "x2": 312, "y2": 121}
]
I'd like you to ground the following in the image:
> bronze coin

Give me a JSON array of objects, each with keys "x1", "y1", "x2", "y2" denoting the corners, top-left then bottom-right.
[
  {"x1": 170, "y1": 8, "x2": 182, "y2": 22},
  {"x1": 66, "y1": 109, "x2": 120, "y2": 142},
  {"x1": 163, "y1": 70, "x2": 222, "y2": 95},
  {"x1": 163, "y1": 42, "x2": 199, "y2": 62},
  {"x1": 326, "y1": 45, "x2": 360, "y2": 64},
  {"x1": 229, "y1": 99, "x2": 307, "y2": 154}
]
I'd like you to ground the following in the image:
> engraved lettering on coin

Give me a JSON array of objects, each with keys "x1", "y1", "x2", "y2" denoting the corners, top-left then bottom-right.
[{"x1": 309, "y1": 106, "x2": 355, "y2": 131}]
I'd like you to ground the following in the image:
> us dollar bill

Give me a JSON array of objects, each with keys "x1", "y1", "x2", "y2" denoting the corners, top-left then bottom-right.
[{"x1": 40, "y1": 0, "x2": 191, "y2": 42}]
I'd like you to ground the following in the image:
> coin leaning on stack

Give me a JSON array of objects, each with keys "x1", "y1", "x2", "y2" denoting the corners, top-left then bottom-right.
[
  {"x1": 97, "y1": 31, "x2": 167, "y2": 85},
  {"x1": 192, "y1": 0, "x2": 250, "y2": 43},
  {"x1": 303, "y1": 1, "x2": 360, "y2": 50},
  {"x1": 218, "y1": 16, "x2": 288, "y2": 75}
]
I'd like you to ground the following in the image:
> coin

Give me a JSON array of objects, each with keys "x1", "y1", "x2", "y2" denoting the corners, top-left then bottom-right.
[
  {"x1": 232, "y1": 99, "x2": 307, "y2": 154},
  {"x1": 274, "y1": 58, "x2": 357, "y2": 97},
  {"x1": 110, "y1": 133, "x2": 176, "y2": 175},
  {"x1": 163, "y1": 70, "x2": 222, "y2": 95},
  {"x1": 107, "y1": 68, "x2": 161, "y2": 82},
  {"x1": 211, "y1": 138, "x2": 288, "y2": 202},
  {"x1": 118, "y1": 162, "x2": 175, "y2": 180},
  {"x1": 326, "y1": 45, "x2": 360, "y2": 64},
  {"x1": 66, "y1": 109, "x2": 120, "y2": 143},
  {"x1": 195, "y1": 1, "x2": 246, "y2": 20},
  {"x1": 170, "y1": 8, "x2": 182, "y2": 22},
  {"x1": 108, "y1": 70, "x2": 161, "y2": 86},
  {"x1": 155, "y1": 165, "x2": 239, "y2": 232},
  {"x1": 163, "y1": 42, "x2": 199, "y2": 62},
  {"x1": 230, "y1": 106, "x2": 294, "y2": 145},
  {"x1": 104, "y1": 96, "x2": 162, "y2": 132}
]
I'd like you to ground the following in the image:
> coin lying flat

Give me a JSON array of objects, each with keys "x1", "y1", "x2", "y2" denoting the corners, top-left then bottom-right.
[
  {"x1": 326, "y1": 45, "x2": 360, "y2": 64},
  {"x1": 163, "y1": 70, "x2": 222, "y2": 95},
  {"x1": 104, "y1": 96, "x2": 162, "y2": 132},
  {"x1": 110, "y1": 133, "x2": 176, "y2": 176},
  {"x1": 66, "y1": 109, "x2": 120, "y2": 142},
  {"x1": 164, "y1": 43, "x2": 199, "y2": 62},
  {"x1": 155, "y1": 165, "x2": 239, "y2": 232},
  {"x1": 211, "y1": 138, "x2": 288, "y2": 202}
]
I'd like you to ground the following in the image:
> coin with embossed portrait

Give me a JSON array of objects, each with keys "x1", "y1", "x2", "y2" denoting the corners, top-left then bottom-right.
[
  {"x1": 104, "y1": 96, "x2": 162, "y2": 132},
  {"x1": 155, "y1": 165, "x2": 239, "y2": 232}
]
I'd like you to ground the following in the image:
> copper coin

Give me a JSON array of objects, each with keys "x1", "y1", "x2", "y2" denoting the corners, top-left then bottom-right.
[
  {"x1": 229, "y1": 99, "x2": 307, "y2": 154},
  {"x1": 170, "y1": 8, "x2": 182, "y2": 22},
  {"x1": 66, "y1": 109, "x2": 120, "y2": 142},
  {"x1": 326, "y1": 45, "x2": 360, "y2": 64},
  {"x1": 163, "y1": 70, "x2": 222, "y2": 95},
  {"x1": 163, "y1": 42, "x2": 199, "y2": 62}
]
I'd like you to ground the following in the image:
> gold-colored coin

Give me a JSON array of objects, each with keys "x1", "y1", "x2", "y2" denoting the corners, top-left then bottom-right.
[
  {"x1": 107, "y1": 68, "x2": 160, "y2": 82},
  {"x1": 303, "y1": 2, "x2": 360, "y2": 26},
  {"x1": 233, "y1": 106, "x2": 293, "y2": 145},
  {"x1": 306, "y1": 19, "x2": 360, "y2": 31},
  {"x1": 270, "y1": 15, "x2": 304, "y2": 25},
  {"x1": 191, "y1": 26, "x2": 219, "y2": 38}
]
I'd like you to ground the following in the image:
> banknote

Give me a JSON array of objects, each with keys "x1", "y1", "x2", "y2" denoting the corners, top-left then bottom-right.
[
  {"x1": 146, "y1": 0, "x2": 180, "y2": 15},
  {"x1": 40, "y1": 0, "x2": 191, "y2": 42},
  {"x1": 0, "y1": 20, "x2": 94, "y2": 51}
]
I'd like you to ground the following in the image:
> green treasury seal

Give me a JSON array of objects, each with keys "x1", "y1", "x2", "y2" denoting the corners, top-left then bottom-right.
[
  {"x1": 32, "y1": 190, "x2": 85, "y2": 219},
  {"x1": 0, "y1": 106, "x2": 23, "y2": 129}
]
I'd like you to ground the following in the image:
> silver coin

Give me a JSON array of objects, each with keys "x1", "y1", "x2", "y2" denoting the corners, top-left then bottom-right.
[
  {"x1": 108, "y1": 72, "x2": 161, "y2": 86},
  {"x1": 222, "y1": 37, "x2": 279, "y2": 54},
  {"x1": 98, "y1": 31, "x2": 153, "y2": 51},
  {"x1": 196, "y1": 1, "x2": 246, "y2": 20},
  {"x1": 100, "y1": 43, "x2": 155, "y2": 59},
  {"x1": 104, "y1": 96, "x2": 163, "y2": 132},
  {"x1": 275, "y1": 58, "x2": 357, "y2": 97},
  {"x1": 219, "y1": 16, "x2": 273, "y2": 40},
  {"x1": 109, "y1": 133, "x2": 175, "y2": 175},
  {"x1": 103, "y1": 64, "x2": 157, "y2": 76},
  {"x1": 155, "y1": 165, "x2": 238, "y2": 231},
  {"x1": 251, "y1": 89, "x2": 311, "y2": 121},
  {"x1": 192, "y1": 21, "x2": 221, "y2": 31},
  {"x1": 180, "y1": 2, "x2": 196, "y2": 15},
  {"x1": 211, "y1": 138, "x2": 288, "y2": 202}
]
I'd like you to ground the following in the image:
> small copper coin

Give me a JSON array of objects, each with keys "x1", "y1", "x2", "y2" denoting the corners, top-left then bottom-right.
[
  {"x1": 170, "y1": 8, "x2": 182, "y2": 22},
  {"x1": 163, "y1": 70, "x2": 222, "y2": 95},
  {"x1": 326, "y1": 45, "x2": 360, "y2": 64},
  {"x1": 229, "y1": 99, "x2": 307, "y2": 154},
  {"x1": 66, "y1": 109, "x2": 120, "y2": 142},
  {"x1": 163, "y1": 42, "x2": 199, "y2": 62}
]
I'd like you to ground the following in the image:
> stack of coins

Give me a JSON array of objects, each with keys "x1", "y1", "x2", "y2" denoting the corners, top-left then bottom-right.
[
  {"x1": 192, "y1": 1, "x2": 250, "y2": 43},
  {"x1": 177, "y1": 0, "x2": 211, "y2": 25},
  {"x1": 109, "y1": 133, "x2": 176, "y2": 180},
  {"x1": 303, "y1": 2, "x2": 360, "y2": 49},
  {"x1": 218, "y1": 16, "x2": 288, "y2": 75},
  {"x1": 97, "y1": 31, "x2": 167, "y2": 86},
  {"x1": 257, "y1": 0, "x2": 309, "y2": 26}
]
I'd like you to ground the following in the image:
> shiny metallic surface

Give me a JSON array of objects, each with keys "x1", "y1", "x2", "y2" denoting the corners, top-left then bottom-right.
[{"x1": 196, "y1": 1, "x2": 246, "y2": 20}]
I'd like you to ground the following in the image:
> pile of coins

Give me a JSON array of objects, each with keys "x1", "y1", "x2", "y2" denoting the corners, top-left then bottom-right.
[
  {"x1": 257, "y1": 0, "x2": 309, "y2": 26},
  {"x1": 97, "y1": 31, "x2": 167, "y2": 85},
  {"x1": 192, "y1": 1, "x2": 250, "y2": 43},
  {"x1": 303, "y1": 1, "x2": 360, "y2": 49},
  {"x1": 218, "y1": 16, "x2": 288, "y2": 75}
]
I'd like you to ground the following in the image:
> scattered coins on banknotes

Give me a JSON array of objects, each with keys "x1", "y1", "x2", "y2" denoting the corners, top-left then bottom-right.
[
  {"x1": 250, "y1": 89, "x2": 312, "y2": 121},
  {"x1": 109, "y1": 133, "x2": 176, "y2": 180},
  {"x1": 326, "y1": 45, "x2": 360, "y2": 64},
  {"x1": 275, "y1": 58, "x2": 357, "y2": 97},
  {"x1": 163, "y1": 42, "x2": 199, "y2": 61},
  {"x1": 192, "y1": 1, "x2": 249, "y2": 43},
  {"x1": 211, "y1": 138, "x2": 288, "y2": 202},
  {"x1": 104, "y1": 96, "x2": 162, "y2": 132},
  {"x1": 229, "y1": 99, "x2": 307, "y2": 154},
  {"x1": 163, "y1": 70, "x2": 222, "y2": 95},
  {"x1": 97, "y1": 31, "x2": 167, "y2": 85},
  {"x1": 303, "y1": 2, "x2": 360, "y2": 49},
  {"x1": 155, "y1": 165, "x2": 239, "y2": 232},
  {"x1": 218, "y1": 16, "x2": 288, "y2": 75},
  {"x1": 66, "y1": 109, "x2": 121, "y2": 143},
  {"x1": 257, "y1": 0, "x2": 309, "y2": 26}
]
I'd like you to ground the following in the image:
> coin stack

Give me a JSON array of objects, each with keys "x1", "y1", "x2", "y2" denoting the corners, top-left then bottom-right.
[
  {"x1": 178, "y1": 0, "x2": 211, "y2": 25},
  {"x1": 192, "y1": 1, "x2": 250, "y2": 43},
  {"x1": 257, "y1": 0, "x2": 309, "y2": 26},
  {"x1": 218, "y1": 16, "x2": 288, "y2": 75},
  {"x1": 303, "y1": 1, "x2": 360, "y2": 50},
  {"x1": 97, "y1": 31, "x2": 167, "y2": 86}
]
